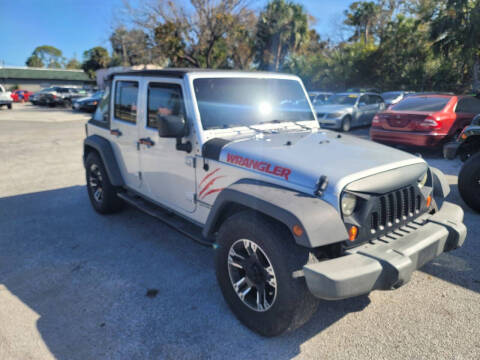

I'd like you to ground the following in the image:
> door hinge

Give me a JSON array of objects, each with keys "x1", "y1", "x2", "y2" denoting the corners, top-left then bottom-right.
[{"x1": 185, "y1": 156, "x2": 196, "y2": 168}]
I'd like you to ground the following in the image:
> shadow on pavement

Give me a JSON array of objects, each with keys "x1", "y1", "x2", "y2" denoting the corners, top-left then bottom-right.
[{"x1": 0, "y1": 186, "x2": 371, "y2": 360}]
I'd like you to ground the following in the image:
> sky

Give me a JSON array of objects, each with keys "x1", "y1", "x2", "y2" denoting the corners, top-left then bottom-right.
[{"x1": 0, "y1": 0, "x2": 353, "y2": 67}]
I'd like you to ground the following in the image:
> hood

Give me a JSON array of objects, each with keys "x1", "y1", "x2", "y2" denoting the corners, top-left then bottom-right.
[
  {"x1": 314, "y1": 104, "x2": 353, "y2": 113},
  {"x1": 216, "y1": 130, "x2": 426, "y2": 208}
]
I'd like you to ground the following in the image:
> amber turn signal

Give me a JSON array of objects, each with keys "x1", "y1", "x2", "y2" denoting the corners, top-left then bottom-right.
[
  {"x1": 426, "y1": 195, "x2": 432, "y2": 208},
  {"x1": 461, "y1": 133, "x2": 467, "y2": 140},
  {"x1": 348, "y1": 226, "x2": 358, "y2": 242},
  {"x1": 292, "y1": 224, "x2": 304, "y2": 237}
]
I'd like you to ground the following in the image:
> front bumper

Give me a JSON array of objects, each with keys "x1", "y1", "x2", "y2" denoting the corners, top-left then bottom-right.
[
  {"x1": 319, "y1": 118, "x2": 342, "y2": 129},
  {"x1": 0, "y1": 100, "x2": 12, "y2": 105},
  {"x1": 303, "y1": 201, "x2": 466, "y2": 300}
]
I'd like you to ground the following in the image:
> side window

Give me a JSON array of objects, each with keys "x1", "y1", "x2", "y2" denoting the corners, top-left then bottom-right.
[
  {"x1": 147, "y1": 83, "x2": 185, "y2": 128},
  {"x1": 92, "y1": 85, "x2": 111, "y2": 123},
  {"x1": 456, "y1": 98, "x2": 480, "y2": 114},
  {"x1": 359, "y1": 95, "x2": 368, "y2": 106},
  {"x1": 114, "y1": 81, "x2": 138, "y2": 123}
]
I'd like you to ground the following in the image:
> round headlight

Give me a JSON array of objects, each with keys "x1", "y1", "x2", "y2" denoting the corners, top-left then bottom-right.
[
  {"x1": 418, "y1": 171, "x2": 428, "y2": 188},
  {"x1": 341, "y1": 193, "x2": 357, "y2": 216}
]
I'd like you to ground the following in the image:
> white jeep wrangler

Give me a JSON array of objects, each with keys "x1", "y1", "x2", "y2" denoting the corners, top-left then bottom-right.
[{"x1": 84, "y1": 69, "x2": 466, "y2": 336}]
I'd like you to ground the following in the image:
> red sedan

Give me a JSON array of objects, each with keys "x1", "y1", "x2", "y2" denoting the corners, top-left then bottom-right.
[
  {"x1": 11, "y1": 90, "x2": 33, "y2": 102},
  {"x1": 370, "y1": 94, "x2": 480, "y2": 147}
]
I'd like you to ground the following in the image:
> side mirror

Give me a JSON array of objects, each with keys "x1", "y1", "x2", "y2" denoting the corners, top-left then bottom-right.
[{"x1": 157, "y1": 114, "x2": 186, "y2": 138}]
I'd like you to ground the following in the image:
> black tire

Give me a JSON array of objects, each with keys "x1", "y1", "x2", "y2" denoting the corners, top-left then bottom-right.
[
  {"x1": 340, "y1": 116, "x2": 352, "y2": 132},
  {"x1": 7, "y1": 103, "x2": 12, "y2": 110},
  {"x1": 458, "y1": 151, "x2": 480, "y2": 212},
  {"x1": 64, "y1": 99, "x2": 72, "y2": 108},
  {"x1": 85, "y1": 152, "x2": 123, "y2": 214},
  {"x1": 215, "y1": 211, "x2": 319, "y2": 337}
]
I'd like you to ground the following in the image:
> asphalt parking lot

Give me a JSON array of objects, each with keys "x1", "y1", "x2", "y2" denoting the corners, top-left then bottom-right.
[{"x1": 0, "y1": 103, "x2": 479, "y2": 360}]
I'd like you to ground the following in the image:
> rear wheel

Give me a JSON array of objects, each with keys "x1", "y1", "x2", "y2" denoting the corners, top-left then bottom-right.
[
  {"x1": 7, "y1": 103, "x2": 12, "y2": 110},
  {"x1": 85, "y1": 152, "x2": 123, "y2": 214},
  {"x1": 458, "y1": 151, "x2": 480, "y2": 212},
  {"x1": 341, "y1": 116, "x2": 352, "y2": 132},
  {"x1": 215, "y1": 211, "x2": 319, "y2": 337}
]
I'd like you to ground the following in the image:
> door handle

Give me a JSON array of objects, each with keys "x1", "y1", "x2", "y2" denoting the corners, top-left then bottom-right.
[
  {"x1": 138, "y1": 137, "x2": 155, "y2": 147},
  {"x1": 110, "y1": 129, "x2": 122, "y2": 137}
]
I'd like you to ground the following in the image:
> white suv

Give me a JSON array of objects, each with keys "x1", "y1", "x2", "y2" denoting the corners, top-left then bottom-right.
[{"x1": 84, "y1": 69, "x2": 466, "y2": 336}]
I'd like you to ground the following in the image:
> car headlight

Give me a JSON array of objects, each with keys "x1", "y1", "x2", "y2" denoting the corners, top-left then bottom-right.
[
  {"x1": 417, "y1": 171, "x2": 428, "y2": 188},
  {"x1": 341, "y1": 193, "x2": 357, "y2": 216},
  {"x1": 327, "y1": 112, "x2": 343, "y2": 119}
]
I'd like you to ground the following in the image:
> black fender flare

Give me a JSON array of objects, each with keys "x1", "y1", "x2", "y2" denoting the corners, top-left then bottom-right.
[
  {"x1": 83, "y1": 135, "x2": 124, "y2": 187},
  {"x1": 431, "y1": 167, "x2": 450, "y2": 199},
  {"x1": 203, "y1": 179, "x2": 348, "y2": 248}
]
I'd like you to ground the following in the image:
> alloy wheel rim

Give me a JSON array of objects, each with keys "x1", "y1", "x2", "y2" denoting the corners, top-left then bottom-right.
[
  {"x1": 227, "y1": 239, "x2": 277, "y2": 312},
  {"x1": 89, "y1": 164, "x2": 104, "y2": 202}
]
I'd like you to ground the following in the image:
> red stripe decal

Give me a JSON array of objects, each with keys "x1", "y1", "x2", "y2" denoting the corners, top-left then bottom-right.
[
  {"x1": 199, "y1": 168, "x2": 220, "y2": 187},
  {"x1": 199, "y1": 176, "x2": 224, "y2": 197},
  {"x1": 200, "y1": 188, "x2": 224, "y2": 199}
]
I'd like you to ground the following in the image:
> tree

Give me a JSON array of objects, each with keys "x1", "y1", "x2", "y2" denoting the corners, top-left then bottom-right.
[
  {"x1": 110, "y1": 27, "x2": 152, "y2": 66},
  {"x1": 65, "y1": 58, "x2": 82, "y2": 69},
  {"x1": 125, "y1": 0, "x2": 254, "y2": 68},
  {"x1": 344, "y1": 1, "x2": 381, "y2": 43},
  {"x1": 255, "y1": 0, "x2": 310, "y2": 71},
  {"x1": 26, "y1": 55, "x2": 44, "y2": 68},
  {"x1": 82, "y1": 47, "x2": 111, "y2": 78},
  {"x1": 429, "y1": 0, "x2": 480, "y2": 91},
  {"x1": 28, "y1": 45, "x2": 64, "y2": 68}
]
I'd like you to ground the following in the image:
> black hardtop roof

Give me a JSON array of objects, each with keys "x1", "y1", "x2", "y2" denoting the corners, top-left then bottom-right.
[{"x1": 109, "y1": 68, "x2": 288, "y2": 79}]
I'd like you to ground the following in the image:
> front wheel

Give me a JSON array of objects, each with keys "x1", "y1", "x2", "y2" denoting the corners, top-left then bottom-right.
[
  {"x1": 340, "y1": 116, "x2": 352, "y2": 132},
  {"x1": 7, "y1": 103, "x2": 12, "y2": 109},
  {"x1": 215, "y1": 211, "x2": 319, "y2": 337},
  {"x1": 85, "y1": 152, "x2": 123, "y2": 214},
  {"x1": 458, "y1": 151, "x2": 480, "y2": 212}
]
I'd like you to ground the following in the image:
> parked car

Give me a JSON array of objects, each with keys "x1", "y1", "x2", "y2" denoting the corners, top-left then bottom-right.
[
  {"x1": 443, "y1": 115, "x2": 480, "y2": 211},
  {"x1": 315, "y1": 92, "x2": 385, "y2": 131},
  {"x1": 83, "y1": 69, "x2": 466, "y2": 336},
  {"x1": 11, "y1": 90, "x2": 33, "y2": 102},
  {"x1": 370, "y1": 94, "x2": 480, "y2": 148},
  {"x1": 0, "y1": 85, "x2": 13, "y2": 109},
  {"x1": 43, "y1": 87, "x2": 89, "y2": 107},
  {"x1": 308, "y1": 91, "x2": 332, "y2": 106},
  {"x1": 381, "y1": 91, "x2": 414, "y2": 106},
  {"x1": 72, "y1": 90, "x2": 104, "y2": 112},
  {"x1": 30, "y1": 87, "x2": 56, "y2": 105}
]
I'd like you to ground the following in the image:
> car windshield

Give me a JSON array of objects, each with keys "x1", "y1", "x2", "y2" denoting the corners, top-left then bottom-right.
[
  {"x1": 92, "y1": 91, "x2": 104, "y2": 98},
  {"x1": 325, "y1": 94, "x2": 358, "y2": 105},
  {"x1": 391, "y1": 96, "x2": 451, "y2": 112},
  {"x1": 193, "y1": 77, "x2": 314, "y2": 130},
  {"x1": 382, "y1": 92, "x2": 402, "y2": 100}
]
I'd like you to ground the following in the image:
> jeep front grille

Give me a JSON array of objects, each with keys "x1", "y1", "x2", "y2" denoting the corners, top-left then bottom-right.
[{"x1": 370, "y1": 186, "x2": 421, "y2": 233}]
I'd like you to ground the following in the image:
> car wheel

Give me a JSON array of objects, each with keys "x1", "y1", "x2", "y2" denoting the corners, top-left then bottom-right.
[
  {"x1": 458, "y1": 151, "x2": 480, "y2": 212},
  {"x1": 341, "y1": 116, "x2": 352, "y2": 132},
  {"x1": 85, "y1": 152, "x2": 123, "y2": 214},
  {"x1": 215, "y1": 211, "x2": 319, "y2": 337},
  {"x1": 7, "y1": 103, "x2": 12, "y2": 110}
]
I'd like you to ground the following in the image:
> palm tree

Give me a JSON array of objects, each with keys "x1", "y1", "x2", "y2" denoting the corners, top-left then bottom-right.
[
  {"x1": 429, "y1": 0, "x2": 480, "y2": 91},
  {"x1": 255, "y1": 0, "x2": 309, "y2": 71}
]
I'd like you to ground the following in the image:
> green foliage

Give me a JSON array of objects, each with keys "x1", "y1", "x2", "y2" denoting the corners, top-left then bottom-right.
[
  {"x1": 65, "y1": 58, "x2": 82, "y2": 69},
  {"x1": 255, "y1": 0, "x2": 310, "y2": 71},
  {"x1": 82, "y1": 47, "x2": 111, "y2": 79},
  {"x1": 25, "y1": 55, "x2": 44, "y2": 68},
  {"x1": 31, "y1": 45, "x2": 64, "y2": 68}
]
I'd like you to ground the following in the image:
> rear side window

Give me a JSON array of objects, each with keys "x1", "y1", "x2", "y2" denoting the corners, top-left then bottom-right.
[
  {"x1": 147, "y1": 83, "x2": 185, "y2": 128},
  {"x1": 114, "y1": 81, "x2": 138, "y2": 123},
  {"x1": 92, "y1": 85, "x2": 110, "y2": 123},
  {"x1": 391, "y1": 97, "x2": 450, "y2": 112},
  {"x1": 455, "y1": 97, "x2": 480, "y2": 114}
]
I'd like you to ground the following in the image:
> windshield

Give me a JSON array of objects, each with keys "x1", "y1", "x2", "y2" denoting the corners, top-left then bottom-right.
[
  {"x1": 391, "y1": 96, "x2": 451, "y2": 112},
  {"x1": 193, "y1": 77, "x2": 314, "y2": 130},
  {"x1": 382, "y1": 92, "x2": 402, "y2": 100},
  {"x1": 325, "y1": 94, "x2": 358, "y2": 105}
]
